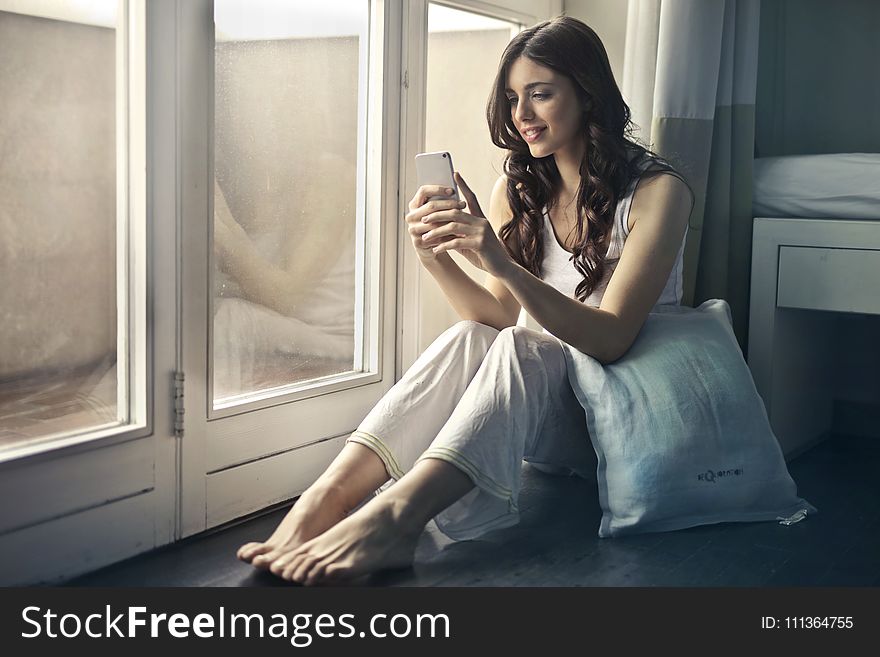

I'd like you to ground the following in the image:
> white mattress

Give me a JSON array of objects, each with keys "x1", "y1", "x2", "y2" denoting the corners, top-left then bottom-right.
[{"x1": 753, "y1": 153, "x2": 880, "y2": 219}]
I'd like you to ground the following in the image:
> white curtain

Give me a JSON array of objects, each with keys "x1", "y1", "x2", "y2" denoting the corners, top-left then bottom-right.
[{"x1": 622, "y1": 0, "x2": 761, "y2": 350}]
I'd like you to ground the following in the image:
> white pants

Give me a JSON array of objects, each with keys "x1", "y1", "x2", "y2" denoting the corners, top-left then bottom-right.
[{"x1": 346, "y1": 320, "x2": 597, "y2": 541}]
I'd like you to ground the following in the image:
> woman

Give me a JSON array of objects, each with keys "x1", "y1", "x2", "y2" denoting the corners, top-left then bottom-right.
[{"x1": 236, "y1": 15, "x2": 695, "y2": 585}]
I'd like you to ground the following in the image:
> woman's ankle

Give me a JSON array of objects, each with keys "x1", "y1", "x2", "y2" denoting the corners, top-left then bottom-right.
[
  {"x1": 302, "y1": 476, "x2": 370, "y2": 515},
  {"x1": 372, "y1": 486, "x2": 437, "y2": 536}
]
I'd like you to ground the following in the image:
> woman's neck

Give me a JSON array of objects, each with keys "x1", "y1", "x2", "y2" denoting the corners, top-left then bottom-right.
[{"x1": 553, "y1": 139, "x2": 587, "y2": 204}]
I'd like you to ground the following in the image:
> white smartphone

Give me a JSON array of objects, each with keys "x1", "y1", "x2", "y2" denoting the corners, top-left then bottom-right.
[{"x1": 415, "y1": 151, "x2": 461, "y2": 203}]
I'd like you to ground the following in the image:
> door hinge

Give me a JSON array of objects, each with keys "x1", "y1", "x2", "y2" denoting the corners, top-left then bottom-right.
[
  {"x1": 173, "y1": 371, "x2": 185, "y2": 438},
  {"x1": 402, "y1": 69, "x2": 409, "y2": 89}
]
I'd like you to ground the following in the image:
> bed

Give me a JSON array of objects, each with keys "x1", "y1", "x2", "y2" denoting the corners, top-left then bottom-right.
[
  {"x1": 753, "y1": 153, "x2": 880, "y2": 219},
  {"x1": 748, "y1": 153, "x2": 880, "y2": 459}
]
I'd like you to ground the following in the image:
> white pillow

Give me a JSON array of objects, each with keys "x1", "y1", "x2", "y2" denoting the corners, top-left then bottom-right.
[{"x1": 561, "y1": 299, "x2": 817, "y2": 538}]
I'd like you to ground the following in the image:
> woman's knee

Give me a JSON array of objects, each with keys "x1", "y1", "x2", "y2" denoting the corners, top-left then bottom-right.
[
  {"x1": 494, "y1": 325, "x2": 541, "y2": 350},
  {"x1": 415, "y1": 320, "x2": 498, "y2": 366},
  {"x1": 491, "y1": 325, "x2": 566, "y2": 367},
  {"x1": 444, "y1": 319, "x2": 500, "y2": 343}
]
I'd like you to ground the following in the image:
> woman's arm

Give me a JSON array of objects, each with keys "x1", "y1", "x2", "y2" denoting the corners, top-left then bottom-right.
[
  {"x1": 494, "y1": 171, "x2": 694, "y2": 364},
  {"x1": 495, "y1": 264, "x2": 622, "y2": 363},
  {"x1": 421, "y1": 256, "x2": 515, "y2": 330},
  {"x1": 420, "y1": 176, "x2": 521, "y2": 330}
]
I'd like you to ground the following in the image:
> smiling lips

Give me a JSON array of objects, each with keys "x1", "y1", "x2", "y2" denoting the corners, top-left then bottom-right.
[{"x1": 521, "y1": 126, "x2": 546, "y2": 142}]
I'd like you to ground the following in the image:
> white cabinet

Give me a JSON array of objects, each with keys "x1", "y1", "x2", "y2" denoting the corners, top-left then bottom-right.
[{"x1": 748, "y1": 217, "x2": 880, "y2": 459}]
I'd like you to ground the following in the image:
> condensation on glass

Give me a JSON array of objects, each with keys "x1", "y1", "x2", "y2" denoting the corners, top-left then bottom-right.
[
  {"x1": 0, "y1": 1, "x2": 121, "y2": 452},
  {"x1": 211, "y1": 1, "x2": 367, "y2": 407},
  {"x1": 419, "y1": 4, "x2": 520, "y2": 350}
]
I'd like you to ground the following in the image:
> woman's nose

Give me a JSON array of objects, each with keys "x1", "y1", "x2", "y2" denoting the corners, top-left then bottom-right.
[{"x1": 514, "y1": 99, "x2": 533, "y2": 124}]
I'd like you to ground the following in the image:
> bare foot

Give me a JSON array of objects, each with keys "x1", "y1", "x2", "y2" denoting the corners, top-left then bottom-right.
[
  {"x1": 265, "y1": 495, "x2": 422, "y2": 586},
  {"x1": 237, "y1": 483, "x2": 350, "y2": 570}
]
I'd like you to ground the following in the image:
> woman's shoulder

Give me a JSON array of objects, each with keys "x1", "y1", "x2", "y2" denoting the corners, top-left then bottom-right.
[
  {"x1": 630, "y1": 149, "x2": 687, "y2": 184},
  {"x1": 488, "y1": 175, "x2": 513, "y2": 230},
  {"x1": 491, "y1": 173, "x2": 509, "y2": 192},
  {"x1": 627, "y1": 169, "x2": 694, "y2": 236},
  {"x1": 624, "y1": 143, "x2": 673, "y2": 171},
  {"x1": 627, "y1": 148, "x2": 693, "y2": 204}
]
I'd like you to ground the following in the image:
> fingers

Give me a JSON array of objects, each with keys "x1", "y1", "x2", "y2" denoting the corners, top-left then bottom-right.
[
  {"x1": 405, "y1": 199, "x2": 465, "y2": 225},
  {"x1": 421, "y1": 221, "x2": 474, "y2": 242},
  {"x1": 453, "y1": 172, "x2": 485, "y2": 218},
  {"x1": 407, "y1": 219, "x2": 434, "y2": 243},
  {"x1": 408, "y1": 185, "x2": 457, "y2": 210},
  {"x1": 431, "y1": 236, "x2": 468, "y2": 255},
  {"x1": 408, "y1": 219, "x2": 470, "y2": 248}
]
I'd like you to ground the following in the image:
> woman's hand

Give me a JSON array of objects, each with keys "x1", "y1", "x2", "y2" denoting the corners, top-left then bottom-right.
[
  {"x1": 405, "y1": 171, "x2": 512, "y2": 277},
  {"x1": 404, "y1": 184, "x2": 465, "y2": 265}
]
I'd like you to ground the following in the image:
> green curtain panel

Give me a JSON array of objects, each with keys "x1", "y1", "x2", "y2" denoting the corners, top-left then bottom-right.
[{"x1": 623, "y1": 0, "x2": 760, "y2": 351}]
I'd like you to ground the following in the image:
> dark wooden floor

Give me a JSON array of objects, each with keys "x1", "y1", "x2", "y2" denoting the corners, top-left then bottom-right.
[{"x1": 67, "y1": 433, "x2": 880, "y2": 587}]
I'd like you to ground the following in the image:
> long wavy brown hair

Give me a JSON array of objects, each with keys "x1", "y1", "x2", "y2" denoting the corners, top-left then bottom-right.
[{"x1": 487, "y1": 16, "x2": 691, "y2": 302}]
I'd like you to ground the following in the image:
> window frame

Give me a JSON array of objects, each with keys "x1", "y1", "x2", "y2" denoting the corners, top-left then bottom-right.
[
  {"x1": 0, "y1": 0, "x2": 151, "y2": 466},
  {"x1": 0, "y1": 0, "x2": 179, "y2": 586}
]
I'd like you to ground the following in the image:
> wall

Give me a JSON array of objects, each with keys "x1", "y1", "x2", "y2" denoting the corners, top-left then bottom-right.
[
  {"x1": 755, "y1": 0, "x2": 880, "y2": 156},
  {"x1": 562, "y1": 0, "x2": 628, "y2": 88}
]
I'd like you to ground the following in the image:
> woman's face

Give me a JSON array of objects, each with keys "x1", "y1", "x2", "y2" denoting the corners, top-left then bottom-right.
[{"x1": 505, "y1": 56, "x2": 585, "y2": 160}]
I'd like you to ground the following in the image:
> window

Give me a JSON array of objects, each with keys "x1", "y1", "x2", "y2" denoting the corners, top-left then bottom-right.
[
  {"x1": 0, "y1": 0, "x2": 146, "y2": 457},
  {"x1": 211, "y1": 0, "x2": 370, "y2": 409}
]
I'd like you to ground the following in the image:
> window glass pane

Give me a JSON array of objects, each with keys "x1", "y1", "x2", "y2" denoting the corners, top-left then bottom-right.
[
  {"x1": 212, "y1": 0, "x2": 367, "y2": 407},
  {"x1": 421, "y1": 3, "x2": 519, "y2": 345},
  {"x1": 0, "y1": 1, "x2": 121, "y2": 453}
]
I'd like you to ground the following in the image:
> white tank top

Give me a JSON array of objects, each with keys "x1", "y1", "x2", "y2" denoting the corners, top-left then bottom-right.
[{"x1": 539, "y1": 155, "x2": 686, "y2": 335}]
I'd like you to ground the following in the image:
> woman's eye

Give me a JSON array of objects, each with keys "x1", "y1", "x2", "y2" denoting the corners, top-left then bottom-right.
[{"x1": 507, "y1": 93, "x2": 549, "y2": 105}]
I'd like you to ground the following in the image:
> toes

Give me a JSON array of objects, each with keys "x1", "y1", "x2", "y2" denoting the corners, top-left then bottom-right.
[
  {"x1": 251, "y1": 548, "x2": 284, "y2": 570},
  {"x1": 281, "y1": 553, "x2": 308, "y2": 581},
  {"x1": 269, "y1": 550, "x2": 300, "y2": 577},
  {"x1": 236, "y1": 542, "x2": 257, "y2": 560},
  {"x1": 291, "y1": 555, "x2": 321, "y2": 584},
  {"x1": 237, "y1": 542, "x2": 271, "y2": 562},
  {"x1": 280, "y1": 559, "x2": 300, "y2": 581},
  {"x1": 304, "y1": 560, "x2": 330, "y2": 587}
]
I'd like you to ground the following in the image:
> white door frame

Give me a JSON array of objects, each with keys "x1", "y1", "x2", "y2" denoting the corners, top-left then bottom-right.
[{"x1": 0, "y1": 0, "x2": 180, "y2": 585}]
